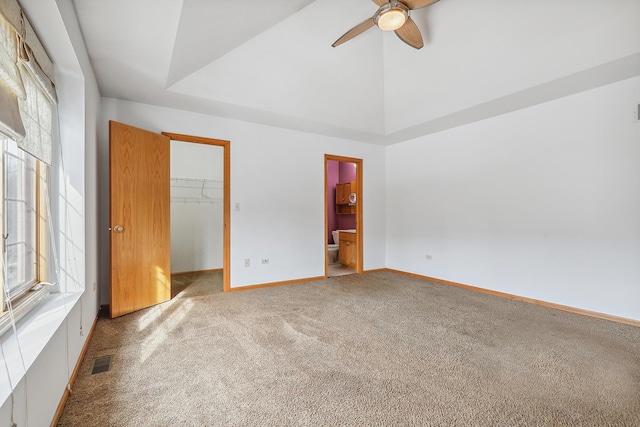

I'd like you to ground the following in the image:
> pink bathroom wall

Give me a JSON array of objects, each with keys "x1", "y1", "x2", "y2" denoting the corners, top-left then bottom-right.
[
  {"x1": 327, "y1": 160, "x2": 357, "y2": 241},
  {"x1": 339, "y1": 161, "x2": 356, "y2": 182},
  {"x1": 337, "y1": 211, "x2": 357, "y2": 230},
  {"x1": 337, "y1": 161, "x2": 357, "y2": 230},
  {"x1": 327, "y1": 160, "x2": 339, "y2": 243}
]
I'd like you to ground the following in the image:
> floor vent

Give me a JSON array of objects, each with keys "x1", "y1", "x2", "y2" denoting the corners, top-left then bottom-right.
[{"x1": 91, "y1": 355, "x2": 113, "y2": 375}]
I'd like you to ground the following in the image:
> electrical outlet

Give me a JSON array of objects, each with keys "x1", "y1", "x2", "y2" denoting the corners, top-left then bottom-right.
[
  {"x1": 426, "y1": 254, "x2": 432, "y2": 260},
  {"x1": 261, "y1": 258, "x2": 269, "y2": 265},
  {"x1": 244, "y1": 258, "x2": 250, "y2": 267},
  {"x1": 93, "y1": 282, "x2": 96, "y2": 291}
]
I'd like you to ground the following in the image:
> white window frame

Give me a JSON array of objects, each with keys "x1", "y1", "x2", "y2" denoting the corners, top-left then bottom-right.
[{"x1": 0, "y1": 134, "x2": 49, "y2": 335}]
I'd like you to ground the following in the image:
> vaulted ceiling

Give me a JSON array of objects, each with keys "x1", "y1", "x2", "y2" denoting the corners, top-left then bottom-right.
[{"x1": 72, "y1": 0, "x2": 640, "y2": 145}]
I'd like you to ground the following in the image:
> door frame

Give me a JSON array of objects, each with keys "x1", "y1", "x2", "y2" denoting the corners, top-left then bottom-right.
[
  {"x1": 324, "y1": 154, "x2": 363, "y2": 276},
  {"x1": 162, "y1": 132, "x2": 231, "y2": 292}
]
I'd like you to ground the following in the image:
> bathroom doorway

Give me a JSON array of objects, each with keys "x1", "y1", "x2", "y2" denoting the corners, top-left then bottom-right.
[{"x1": 325, "y1": 155, "x2": 363, "y2": 277}]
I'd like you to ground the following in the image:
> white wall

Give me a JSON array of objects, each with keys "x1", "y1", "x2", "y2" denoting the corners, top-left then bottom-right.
[
  {"x1": 170, "y1": 141, "x2": 224, "y2": 273},
  {"x1": 98, "y1": 99, "x2": 386, "y2": 298},
  {"x1": 0, "y1": 0, "x2": 100, "y2": 425},
  {"x1": 386, "y1": 76, "x2": 640, "y2": 321},
  {"x1": 0, "y1": 1, "x2": 634, "y2": 425}
]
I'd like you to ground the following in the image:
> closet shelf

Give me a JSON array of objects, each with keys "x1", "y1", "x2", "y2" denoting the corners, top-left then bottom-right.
[
  {"x1": 170, "y1": 197, "x2": 221, "y2": 204},
  {"x1": 170, "y1": 176, "x2": 223, "y2": 204},
  {"x1": 170, "y1": 176, "x2": 223, "y2": 187}
]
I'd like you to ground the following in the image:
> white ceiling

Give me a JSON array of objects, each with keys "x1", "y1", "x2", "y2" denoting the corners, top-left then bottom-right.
[{"x1": 72, "y1": 0, "x2": 640, "y2": 145}]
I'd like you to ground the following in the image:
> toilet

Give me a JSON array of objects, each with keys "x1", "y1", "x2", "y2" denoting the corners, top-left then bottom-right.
[{"x1": 328, "y1": 230, "x2": 340, "y2": 265}]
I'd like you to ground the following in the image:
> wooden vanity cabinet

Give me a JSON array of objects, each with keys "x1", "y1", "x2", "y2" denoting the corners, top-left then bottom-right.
[
  {"x1": 335, "y1": 181, "x2": 356, "y2": 214},
  {"x1": 335, "y1": 182, "x2": 351, "y2": 205},
  {"x1": 338, "y1": 232, "x2": 357, "y2": 268}
]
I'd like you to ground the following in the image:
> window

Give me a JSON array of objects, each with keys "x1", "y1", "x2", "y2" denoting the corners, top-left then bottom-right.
[
  {"x1": 3, "y1": 135, "x2": 38, "y2": 299},
  {"x1": 0, "y1": 2, "x2": 56, "y2": 333},
  {"x1": 0, "y1": 133, "x2": 49, "y2": 332}
]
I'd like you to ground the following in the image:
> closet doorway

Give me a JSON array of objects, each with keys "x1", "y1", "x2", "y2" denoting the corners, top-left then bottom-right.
[{"x1": 163, "y1": 133, "x2": 230, "y2": 293}]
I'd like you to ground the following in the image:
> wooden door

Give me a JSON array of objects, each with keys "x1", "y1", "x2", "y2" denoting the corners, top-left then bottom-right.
[{"x1": 110, "y1": 121, "x2": 171, "y2": 318}]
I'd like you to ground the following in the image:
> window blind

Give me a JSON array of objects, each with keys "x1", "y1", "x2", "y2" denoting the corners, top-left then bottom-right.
[
  {"x1": 0, "y1": 0, "x2": 55, "y2": 165},
  {"x1": 0, "y1": 12, "x2": 25, "y2": 140}
]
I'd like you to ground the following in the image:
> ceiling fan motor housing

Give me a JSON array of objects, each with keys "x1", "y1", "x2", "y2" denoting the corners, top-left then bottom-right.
[{"x1": 375, "y1": 2, "x2": 409, "y2": 31}]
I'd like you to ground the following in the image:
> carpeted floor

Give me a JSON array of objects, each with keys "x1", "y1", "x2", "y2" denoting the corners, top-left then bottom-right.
[{"x1": 58, "y1": 271, "x2": 640, "y2": 426}]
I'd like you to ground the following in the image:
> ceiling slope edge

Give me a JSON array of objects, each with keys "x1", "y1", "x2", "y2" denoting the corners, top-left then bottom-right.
[
  {"x1": 124, "y1": 91, "x2": 391, "y2": 145},
  {"x1": 384, "y1": 52, "x2": 640, "y2": 145},
  {"x1": 141, "y1": 52, "x2": 640, "y2": 147},
  {"x1": 165, "y1": 0, "x2": 316, "y2": 89}
]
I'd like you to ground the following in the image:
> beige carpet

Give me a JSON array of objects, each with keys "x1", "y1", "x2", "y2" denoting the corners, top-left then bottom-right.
[{"x1": 58, "y1": 271, "x2": 640, "y2": 426}]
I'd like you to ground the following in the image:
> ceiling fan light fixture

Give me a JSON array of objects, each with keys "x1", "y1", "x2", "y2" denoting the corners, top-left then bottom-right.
[{"x1": 375, "y1": 3, "x2": 409, "y2": 31}]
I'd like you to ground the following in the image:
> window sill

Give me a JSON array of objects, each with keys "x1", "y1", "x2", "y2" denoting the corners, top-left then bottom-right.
[
  {"x1": 0, "y1": 284, "x2": 51, "y2": 337},
  {"x1": 0, "y1": 290, "x2": 82, "y2": 406}
]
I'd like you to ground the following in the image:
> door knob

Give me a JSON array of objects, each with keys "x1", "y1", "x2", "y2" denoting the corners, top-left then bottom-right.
[{"x1": 113, "y1": 225, "x2": 124, "y2": 233}]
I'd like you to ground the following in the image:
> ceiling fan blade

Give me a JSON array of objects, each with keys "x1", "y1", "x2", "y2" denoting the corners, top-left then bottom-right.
[
  {"x1": 394, "y1": 17, "x2": 424, "y2": 49},
  {"x1": 401, "y1": 0, "x2": 439, "y2": 10},
  {"x1": 332, "y1": 17, "x2": 376, "y2": 47},
  {"x1": 371, "y1": 0, "x2": 387, "y2": 6}
]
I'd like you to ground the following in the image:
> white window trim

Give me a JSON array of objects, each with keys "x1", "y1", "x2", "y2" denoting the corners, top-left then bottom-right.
[
  {"x1": 0, "y1": 282, "x2": 48, "y2": 336},
  {"x1": 0, "y1": 290, "x2": 81, "y2": 406}
]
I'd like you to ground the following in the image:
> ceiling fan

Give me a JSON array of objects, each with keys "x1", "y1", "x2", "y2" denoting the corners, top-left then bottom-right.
[{"x1": 332, "y1": 0, "x2": 440, "y2": 50}]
